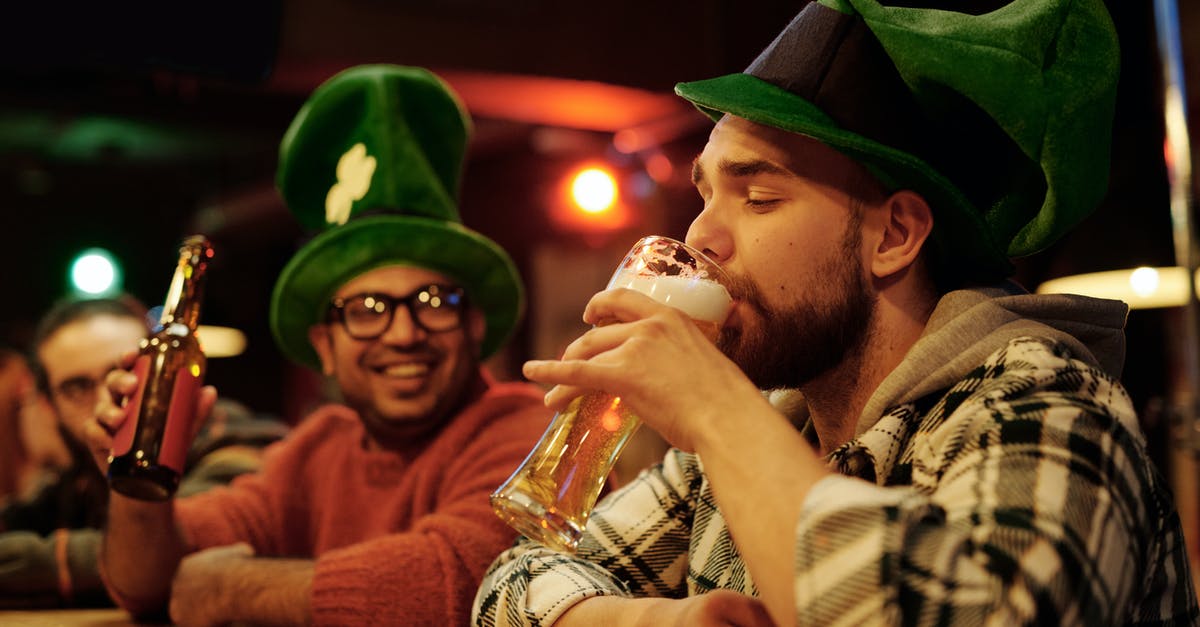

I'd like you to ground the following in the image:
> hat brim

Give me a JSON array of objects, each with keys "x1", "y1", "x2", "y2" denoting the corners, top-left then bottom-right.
[
  {"x1": 270, "y1": 215, "x2": 523, "y2": 369},
  {"x1": 675, "y1": 73, "x2": 1014, "y2": 281}
]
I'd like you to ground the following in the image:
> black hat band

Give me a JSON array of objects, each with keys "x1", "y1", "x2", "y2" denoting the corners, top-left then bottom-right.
[{"x1": 745, "y1": 1, "x2": 1043, "y2": 217}]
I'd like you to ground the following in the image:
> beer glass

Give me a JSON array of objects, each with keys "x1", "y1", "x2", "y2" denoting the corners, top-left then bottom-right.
[{"x1": 491, "y1": 235, "x2": 732, "y2": 552}]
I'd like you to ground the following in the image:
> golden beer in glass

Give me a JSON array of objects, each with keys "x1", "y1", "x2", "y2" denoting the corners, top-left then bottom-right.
[{"x1": 491, "y1": 236, "x2": 732, "y2": 552}]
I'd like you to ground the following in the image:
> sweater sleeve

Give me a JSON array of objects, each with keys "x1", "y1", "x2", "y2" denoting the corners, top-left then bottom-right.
[
  {"x1": 173, "y1": 443, "x2": 293, "y2": 555},
  {"x1": 0, "y1": 528, "x2": 110, "y2": 608},
  {"x1": 307, "y1": 400, "x2": 550, "y2": 627}
]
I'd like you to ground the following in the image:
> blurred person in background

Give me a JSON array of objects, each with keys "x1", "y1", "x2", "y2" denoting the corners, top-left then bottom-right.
[
  {"x1": 0, "y1": 295, "x2": 286, "y2": 608},
  {"x1": 0, "y1": 349, "x2": 68, "y2": 505}
]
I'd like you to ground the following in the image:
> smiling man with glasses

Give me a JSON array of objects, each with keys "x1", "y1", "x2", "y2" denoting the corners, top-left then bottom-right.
[
  {"x1": 308, "y1": 268, "x2": 496, "y2": 449},
  {"x1": 84, "y1": 65, "x2": 550, "y2": 626}
]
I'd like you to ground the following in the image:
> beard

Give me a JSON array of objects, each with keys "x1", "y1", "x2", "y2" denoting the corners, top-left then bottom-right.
[{"x1": 717, "y1": 219, "x2": 876, "y2": 390}]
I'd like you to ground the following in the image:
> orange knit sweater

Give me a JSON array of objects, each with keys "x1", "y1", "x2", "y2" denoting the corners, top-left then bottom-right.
[{"x1": 173, "y1": 375, "x2": 549, "y2": 625}]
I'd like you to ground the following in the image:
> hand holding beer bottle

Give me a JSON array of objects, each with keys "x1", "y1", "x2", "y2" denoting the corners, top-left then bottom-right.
[
  {"x1": 107, "y1": 235, "x2": 213, "y2": 501},
  {"x1": 491, "y1": 236, "x2": 732, "y2": 552}
]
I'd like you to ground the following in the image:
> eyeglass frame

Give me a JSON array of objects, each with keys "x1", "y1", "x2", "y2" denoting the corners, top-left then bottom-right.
[{"x1": 326, "y1": 284, "x2": 469, "y2": 340}]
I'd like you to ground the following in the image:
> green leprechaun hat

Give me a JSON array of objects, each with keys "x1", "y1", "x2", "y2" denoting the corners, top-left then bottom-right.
[
  {"x1": 675, "y1": 0, "x2": 1119, "y2": 285},
  {"x1": 270, "y1": 64, "x2": 523, "y2": 369}
]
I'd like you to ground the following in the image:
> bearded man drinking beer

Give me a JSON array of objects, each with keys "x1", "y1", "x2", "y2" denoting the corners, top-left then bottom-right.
[{"x1": 473, "y1": 0, "x2": 1199, "y2": 624}]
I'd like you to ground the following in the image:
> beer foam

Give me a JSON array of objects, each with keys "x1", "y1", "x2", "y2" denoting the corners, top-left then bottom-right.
[{"x1": 611, "y1": 274, "x2": 732, "y2": 323}]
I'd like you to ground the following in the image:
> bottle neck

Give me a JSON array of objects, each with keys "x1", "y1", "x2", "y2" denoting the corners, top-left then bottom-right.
[{"x1": 160, "y1": 241, "x2": 209, "y2": 331}]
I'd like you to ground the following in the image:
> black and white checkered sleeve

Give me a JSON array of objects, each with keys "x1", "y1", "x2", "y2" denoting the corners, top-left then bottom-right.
[
  {"x1": 472, "y1": 449, "x2": 700, "y2": 626},
  {"x1": 792, "y1": 337, "x2": 1199, "y2": 624}
]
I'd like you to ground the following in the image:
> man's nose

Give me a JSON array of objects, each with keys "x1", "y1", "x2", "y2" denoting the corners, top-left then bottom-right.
[
  {"x1": 379, "y1": 306, "x2": 427, "y2": 345},
  {"x1": 686, "y1": 207, "x2": 732, "y2": 265}
]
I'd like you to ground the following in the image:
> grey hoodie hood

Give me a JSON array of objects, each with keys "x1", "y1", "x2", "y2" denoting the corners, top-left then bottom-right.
[{"x1": 853, "y1": 281, "x2": 1128, "y2": 437}]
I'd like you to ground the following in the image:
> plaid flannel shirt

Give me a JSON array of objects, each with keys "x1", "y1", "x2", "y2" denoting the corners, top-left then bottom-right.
[{"x1": 473, "y1": 336, "x2": 1198, "y2": 626}]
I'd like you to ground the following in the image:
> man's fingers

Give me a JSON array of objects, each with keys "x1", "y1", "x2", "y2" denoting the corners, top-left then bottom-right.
[
  {"x1": 691, "y1": 590, "x2": 774, "y2": 627},
  {"x1": 105, "y1": 369, "x2": 140, "y2": 399},
  {"x1": 228, "y1": 542, "x2": 255, "y2": 557},
  {"x1": 188, "y1": 385, "x2": 221, "y2": 442},
  {"x1": 542, "y1": 384, "x2": 588, "y2": 412},
  {"x1": 524, "y1": 359, "x2": 590, "y2": 388},
  {"x1": 523, "y1": 360, "x2": 597, "y2": 410},
  {"x1": 558, "y1": 324, "x2": 631, "y2": 362},
  {"x1": 96, "y1": 367, "x2": 139, "y2": 436},
  {"x1": 82, "y1": 414, "x2": 114, "y2": 474},
  {"x1": 198, "y1": 386, "x2": 218, "y2": 424},
  {"x1": 581, "y1": 288, "x2": 668, "y2": 326},
  {"x1": 117, "y1": 349, "x2": 139, "y2": 369},
  {"x1": 93, "y1": 370, "x2": 133, "y2": 454}
]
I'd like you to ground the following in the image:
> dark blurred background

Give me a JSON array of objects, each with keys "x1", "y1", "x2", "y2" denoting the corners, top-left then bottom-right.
[{"x1": 0, "y1": 0, "x2": 1194, "y2": 439}]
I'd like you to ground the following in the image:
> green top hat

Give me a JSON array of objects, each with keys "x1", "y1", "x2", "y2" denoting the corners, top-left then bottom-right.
[
  {"x1": 269, "y1": 64, "x2": 523, "y2": 369},
  {"x1": 675, "y1": 0, "x2": 1119, "y2": 284}
]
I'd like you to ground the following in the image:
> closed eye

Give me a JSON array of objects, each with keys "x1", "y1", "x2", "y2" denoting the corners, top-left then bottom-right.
[{"x1": 746, "y1": 195, "x2": 784, "y2": 211}]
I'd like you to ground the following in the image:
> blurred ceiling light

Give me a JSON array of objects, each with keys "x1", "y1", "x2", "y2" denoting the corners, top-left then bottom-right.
[
  {"x1": 643, "y1": 152, "x2": 674, "y2": 184},
  {"x1": 437, "y1": 71, "x2": 686, "y2": 132},
  {"x1": 1036, "y1": 266, "x2": 1200, "y2": 309},
  {"x1": 571, "y1": 167, "x2": 617, "y2": 213},
  {"x1": 70, "y1": 248, "x2": 121, "y2": 295},
  {"x1": 549, "y1": 163, "x2": 632, "y2": 233},
  {"x1": 196, "y1": 325, "x2": 247, "y2": 358}
]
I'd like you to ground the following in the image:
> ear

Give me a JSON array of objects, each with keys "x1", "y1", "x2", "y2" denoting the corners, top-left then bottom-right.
[
  {"x1": 870, "y1": 190, "x2": 933, "y2": 279},
  {"x1": 306, "y1": 324, "x2": 336, "y2": 376}
]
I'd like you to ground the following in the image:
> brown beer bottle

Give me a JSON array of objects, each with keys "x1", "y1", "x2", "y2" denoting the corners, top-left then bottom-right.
[{"x1": 107, "y1": 235, "x2": 212, "y2": 501}]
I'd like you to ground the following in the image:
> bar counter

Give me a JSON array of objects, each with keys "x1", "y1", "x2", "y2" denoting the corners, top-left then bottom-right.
[{"x1": 0, "y1": 607, "x2": 166, "y2": 626}]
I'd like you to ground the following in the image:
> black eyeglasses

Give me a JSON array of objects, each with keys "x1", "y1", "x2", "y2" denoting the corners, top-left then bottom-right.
[{"x1": 328, "y1": 284, "x2": 467, "y2": 340}]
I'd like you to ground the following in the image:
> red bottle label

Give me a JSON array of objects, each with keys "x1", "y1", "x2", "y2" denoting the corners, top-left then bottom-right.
[
  {"x1": 158, "y1": 369, "x2": 200, "y2": 473},
  {"x1": 111, "y1": 356, "x2": 151, "y2": 458},
  {"x1": 110, "y1": 357, "x2": 200, "y2": 475}
]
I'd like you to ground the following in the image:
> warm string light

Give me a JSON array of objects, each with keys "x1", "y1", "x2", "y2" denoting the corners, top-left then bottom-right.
[
  {"x1": 1036, "y1": 266, "x2": 1199, "y2": 309},
  {"x1": 195, "y1": 325, "x2": 248, "y2": 358}
]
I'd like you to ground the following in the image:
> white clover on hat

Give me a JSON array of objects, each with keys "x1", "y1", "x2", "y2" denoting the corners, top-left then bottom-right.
[{"x1": 269, "y1": 64, "x2": 523, "y2": 369}]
